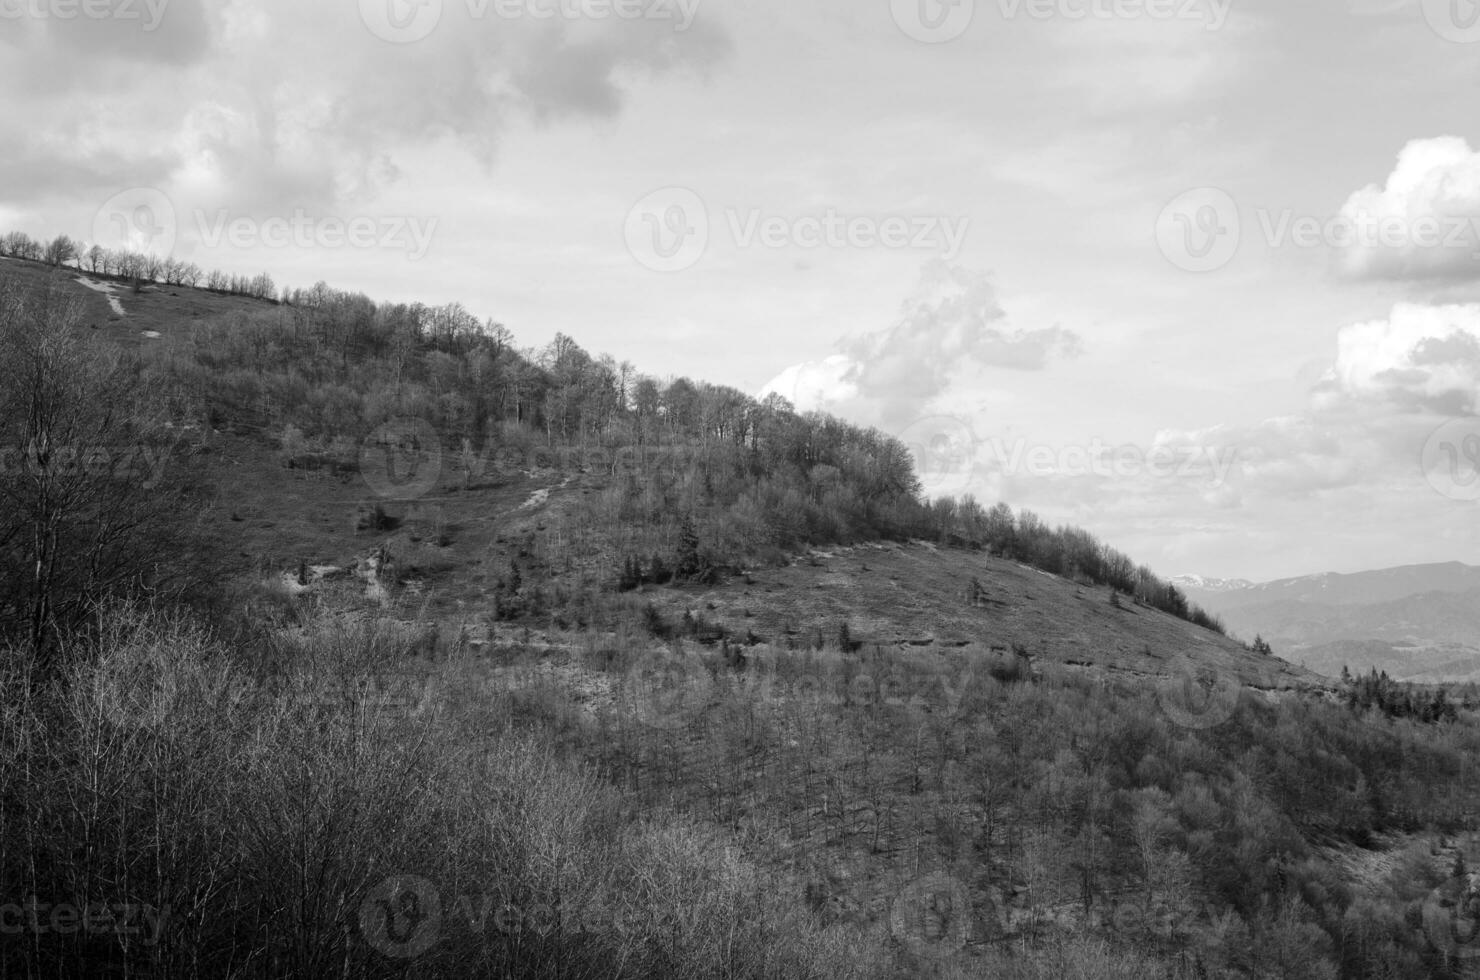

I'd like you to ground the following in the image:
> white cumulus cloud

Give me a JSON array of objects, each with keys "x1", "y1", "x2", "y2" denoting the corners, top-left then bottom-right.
[{"x1": 1335, "y1": 136, "x2": 1480, "y2": 282}]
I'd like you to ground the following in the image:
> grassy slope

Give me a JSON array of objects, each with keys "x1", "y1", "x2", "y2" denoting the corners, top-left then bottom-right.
[{"x1": 646, "y1": 540, "x2": 1325, "y2": 692}]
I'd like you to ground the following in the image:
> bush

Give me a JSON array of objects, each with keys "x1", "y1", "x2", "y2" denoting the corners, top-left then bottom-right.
[{"x1": 0, "y1": 607, "x2": 873, "y2": 979}]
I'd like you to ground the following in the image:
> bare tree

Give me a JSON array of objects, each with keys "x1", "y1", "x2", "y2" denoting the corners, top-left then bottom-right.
[
  {"x1": 0, "y1": 277, "x2": 212, "y2": 670},
  {"x1": 42, "y1": 234, "x2": 77, "y2": 268}
]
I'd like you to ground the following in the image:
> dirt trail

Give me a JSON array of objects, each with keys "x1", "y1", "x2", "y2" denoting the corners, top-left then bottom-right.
[{"x1": 74, "y1": 277, "x2": 126, "y2": 316}]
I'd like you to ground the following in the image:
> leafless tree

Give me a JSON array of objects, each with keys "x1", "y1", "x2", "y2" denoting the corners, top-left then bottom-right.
[{"x1": 0, "y1": 276, "x2": 212, "y2": 670}]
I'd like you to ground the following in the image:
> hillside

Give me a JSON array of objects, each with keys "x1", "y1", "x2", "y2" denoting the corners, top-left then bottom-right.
[
  {"x1": 5, "y1": 258, "x2": 1480, "y2": 980},
  {"x1": 18, "y1": 254, "x2": 1305, "y2": 696}
]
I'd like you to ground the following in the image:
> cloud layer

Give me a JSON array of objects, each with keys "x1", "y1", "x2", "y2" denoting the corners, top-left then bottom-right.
[
  {"x1": 1, "y1": 0, "x2": 731, "y2": 218},
  {"x1": 762, "y1": 261, "x2": 1083, "y2": 427}
]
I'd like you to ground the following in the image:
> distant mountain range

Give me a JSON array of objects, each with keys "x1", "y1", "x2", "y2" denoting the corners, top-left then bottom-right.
[
  {"x1": 1172, "y1": 574, "x2": 1256, "y2": 593},
  {"x1": 1175, "y1": 563, "x2": 1480, "y2": 683}
]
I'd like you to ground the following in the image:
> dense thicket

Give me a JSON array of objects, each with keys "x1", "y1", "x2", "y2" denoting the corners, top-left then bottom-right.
[{"x1": 0, "y1": 610, "x2": 870, "y2": 978}]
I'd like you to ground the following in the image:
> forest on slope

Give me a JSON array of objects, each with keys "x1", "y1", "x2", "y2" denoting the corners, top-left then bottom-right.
[{"x1": 3, "y1": 257, "x2": 1480, "y2": 979}]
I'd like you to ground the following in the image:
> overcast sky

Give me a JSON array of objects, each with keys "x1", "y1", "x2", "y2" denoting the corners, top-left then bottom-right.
[{"x1": 5, "y1": 0, "x2": 1480, "y2": 581}]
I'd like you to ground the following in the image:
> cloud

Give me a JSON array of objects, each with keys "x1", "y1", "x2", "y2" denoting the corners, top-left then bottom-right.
[
  {"x1": 760, "y1": 354, "x2": 858, "y2": 411},
  {"x1": 762, "y1": 261, "x2": 1082, "y2": 426},
  {"x1": 0, "y1": 0, "x2": 732, "y2": 216},
  {"x1": 1312, "y1": 303, "x2": 1480, "y2": 415},
  {"x1": 1335, "y1": 136, "x2": 1480, "y2": 282},
  {"x1": 1145, "y1": 302, "x2": 1480, "y2": 508}
]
